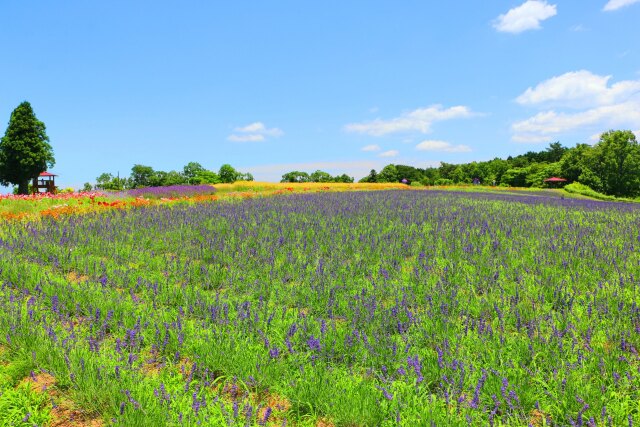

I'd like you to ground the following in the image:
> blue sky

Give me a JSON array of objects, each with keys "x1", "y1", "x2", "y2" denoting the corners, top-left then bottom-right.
[{"x1": 1, "y1": 1, "x2": 639, "y2": 188}]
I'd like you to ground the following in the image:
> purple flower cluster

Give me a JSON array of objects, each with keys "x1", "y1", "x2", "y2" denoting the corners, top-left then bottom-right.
[{"x1": 125, "y1": 184, "x2": 217, "y2": 199}]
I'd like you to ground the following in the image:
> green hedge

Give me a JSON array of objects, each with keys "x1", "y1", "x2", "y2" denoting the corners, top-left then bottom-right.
[{"x1": 564, "y1": 182, "x2": 621, "y2": 201}]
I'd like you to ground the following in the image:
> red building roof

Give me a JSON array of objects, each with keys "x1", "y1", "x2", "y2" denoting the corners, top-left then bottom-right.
[
  {"x1": 543, "y1": 177, "x2": 567, "y2": 182},
  {"x1": 39, "y1": 171, "x2": 57, "y2": 177}
]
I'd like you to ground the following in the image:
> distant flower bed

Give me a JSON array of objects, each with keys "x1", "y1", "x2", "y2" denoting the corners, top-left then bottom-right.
[
  {"x1": 125, "y1": 185, "x2": 217, "y2": 199},
  {"x1": 0, "y1": 191, "x2": 105, "y2": 201}
]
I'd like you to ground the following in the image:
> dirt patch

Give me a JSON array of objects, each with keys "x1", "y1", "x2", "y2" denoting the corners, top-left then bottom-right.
[
  {"x1": 66, "y1": 272, "x2": 89, "y2": 284},
  {"x1": 253, "y1": 392, "x2": 292, "y2": 425},
  {"x1": 0, "y1": 344, "x2": 10, "y2": 365},
  {"x1": 265, "y1": 392, "x2": 291, "y2": 413},
  {"x1": 214, "y1": 380, "x2": 246, "y2": 400},
  {"x1": 142, "y1": 361, "x2": 163, "y2": 376},
  {"x1": 49, "y1": 405, "x2": 104, "y2": 427},
  {"x1": 528, "y1": 409, "x2": 550, "y2": 427},
  {"x1": 65, "y1": 316, "x2": 90, "y2": 330},
  {"x1": 141, "y1": 351, "x2": 165, "y2": 377},
  {"x1": 316, "y1": 418, "x2": 336, "y2": 427},
  {"x1": 20, "y1": 372, "x2": 56, "y2": 393},
  {"x1": 19, "y1": 371, "x2": 103, "y2": 427},
  {"x1": 178, "y1": 357, "x2": 195, "y2": 379}
]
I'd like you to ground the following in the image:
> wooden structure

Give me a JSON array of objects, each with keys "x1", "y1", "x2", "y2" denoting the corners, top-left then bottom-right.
[
  {"x1": 543, "y1": 177, "x2": 567, "y2": 188},
  {"x1": 32, "y1": 171, "x2": 57, "y2": 194}
]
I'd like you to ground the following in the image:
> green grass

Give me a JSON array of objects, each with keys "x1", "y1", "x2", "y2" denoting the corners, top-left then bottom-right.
[
  {"x1": 563, "y1": 182, "x2": 640, "y2": 202},
  {"x1": 0, "y1": 352, "x2": 52, "y2": 427}
]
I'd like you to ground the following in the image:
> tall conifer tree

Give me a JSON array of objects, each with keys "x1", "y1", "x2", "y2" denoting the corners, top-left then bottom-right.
[{"x1": 0, "y1": 102, "x2": 54, "y2": 194}]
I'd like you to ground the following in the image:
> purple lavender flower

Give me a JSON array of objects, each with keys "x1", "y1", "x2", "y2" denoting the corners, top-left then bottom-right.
[
  {"x1": 407, "y1": 355, "x2": 424, "y2": 383},
  {"x1": 377, "y1": 386, "x2": 393, "y2": 400},
  {"x1": 123, "y1": 390, "x2": 140, "y2": 410},
  {"x1": 259, "y1": 407, "x2": 272, "y2": 425},
  {"x1": 192, "y1": 392, "x2": 201, "y2": 415},
  {"x1": 51, "y1": 295, "x2": 59, "y2": 315},
  {"x1": 307, "y1": 335, "x2": 321, "y2": 352},
  {"x1": 269, "y1": 346, "x2": 281, "y2": 359},
  {"x1": 285, "y1": 337, "x2": 295, "y2": 354},
  {"x1": 126, "y1": 184, "x2": 217, "y2": 199},
  {"x1": 470, "y1": 370, "x2": 487, "y2": 409}
]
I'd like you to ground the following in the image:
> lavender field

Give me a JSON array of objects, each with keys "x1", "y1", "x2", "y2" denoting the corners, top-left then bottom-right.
[
  {"x1": 124, "y1": 184, "x2": 218, "y2": 199},
  {"x1": 0, "y1": 190, "x2": 639, "y2": 426}
]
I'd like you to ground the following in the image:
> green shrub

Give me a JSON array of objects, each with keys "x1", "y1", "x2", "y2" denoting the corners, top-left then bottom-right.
[
  {"x1": 434, "y1": 178, "x2": 454, "y2": 185},
  {"x1": 0, "y1": 382, "x2": 51, "y2": 426},
  {"x1": 564, "y1": 182, "x2": 617, "y2": 201}
]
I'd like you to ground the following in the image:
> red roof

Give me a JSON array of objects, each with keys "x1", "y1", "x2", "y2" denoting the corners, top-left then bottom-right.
[
  {"x1": 544, "y1": 177, "x2": 567, "y2": 182},
  {"x1": 39, "y1": 171, "x2": 57, "y2": 177}
]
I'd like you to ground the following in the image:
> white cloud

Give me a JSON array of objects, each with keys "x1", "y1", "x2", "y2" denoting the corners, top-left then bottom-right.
[
  {"x1": 228, "y1": 134, "x2": 266, "y2": 142},
  {"x1": 344, "y1": 105, "x2": 475, "y2": 136},
  {"x1": 516, "y1": 70, "x2": 640, "y2": 109},
  {"x1": 235, "y1": 122, "x2": 266, "y2": 133},
  {"x1": 228, "y1": 121, "x2": 283, "y2": 142},
  {"x1": 378, "y1": 150, "x2": 399, "y2": 158},
  {"x1": 512, "y1": 71, "x2": 640, "y2": 143},
  {"x1": 234, "y1": 122, "x2": 284, "y2": 137},
  {"x1": 361, "y1": 144, "x2": 381, "y2": 152},
  {"x1": 415, "y1": 140, "x2": 472, "y2": 153},
  {"x1": 603, "y1": 0, "x2": 640, "y2": 11},
  {"x1": 512, "y1": 102, "x2": 640, "y2": 143},
  {"x1": 494, "y1": 1, "x2": 557, "y2": 34}
]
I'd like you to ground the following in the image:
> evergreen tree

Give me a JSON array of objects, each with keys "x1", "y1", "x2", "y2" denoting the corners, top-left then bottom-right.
[{"x1": 0, "y1": 102, "x2": 54, "y2": 194}]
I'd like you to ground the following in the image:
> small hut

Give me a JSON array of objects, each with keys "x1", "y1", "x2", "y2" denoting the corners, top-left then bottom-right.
[
  {"x1": 543, "y1": 177, "x2": 567, "y2": 188},
  {"x1": 32, "y1": 172, "x2": 57, "y2": 194}
]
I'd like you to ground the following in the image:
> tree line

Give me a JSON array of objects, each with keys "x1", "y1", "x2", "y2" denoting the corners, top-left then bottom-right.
[
  {"x1": 360, "y1": 130, "x2": 640, "y2": 198},
  {"x1": 2, "y1": 102, "x2": 638, "y2": 198},
  {"x1": 280, "y1": 170, "x2": 354, "y2": 183},
  {"x1": 92, "y1": 163, "x2": 253, "y2": 191}
]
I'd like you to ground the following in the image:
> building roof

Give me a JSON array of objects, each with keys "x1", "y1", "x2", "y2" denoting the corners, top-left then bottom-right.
[
  {"x1": 543, "y1": 177, "x2": 567, "y2": 182},
  {"x1": 39, "y1": 171, "x2": 57, "y2": 177}
]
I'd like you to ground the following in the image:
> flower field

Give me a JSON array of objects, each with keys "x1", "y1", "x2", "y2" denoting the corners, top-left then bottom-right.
[
  {"x1": 0, "y1": 182, "x2": 408, "y2": 222},
  {"x1": 0, "y1": 190, "x2": 639, "y2": 426}
]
